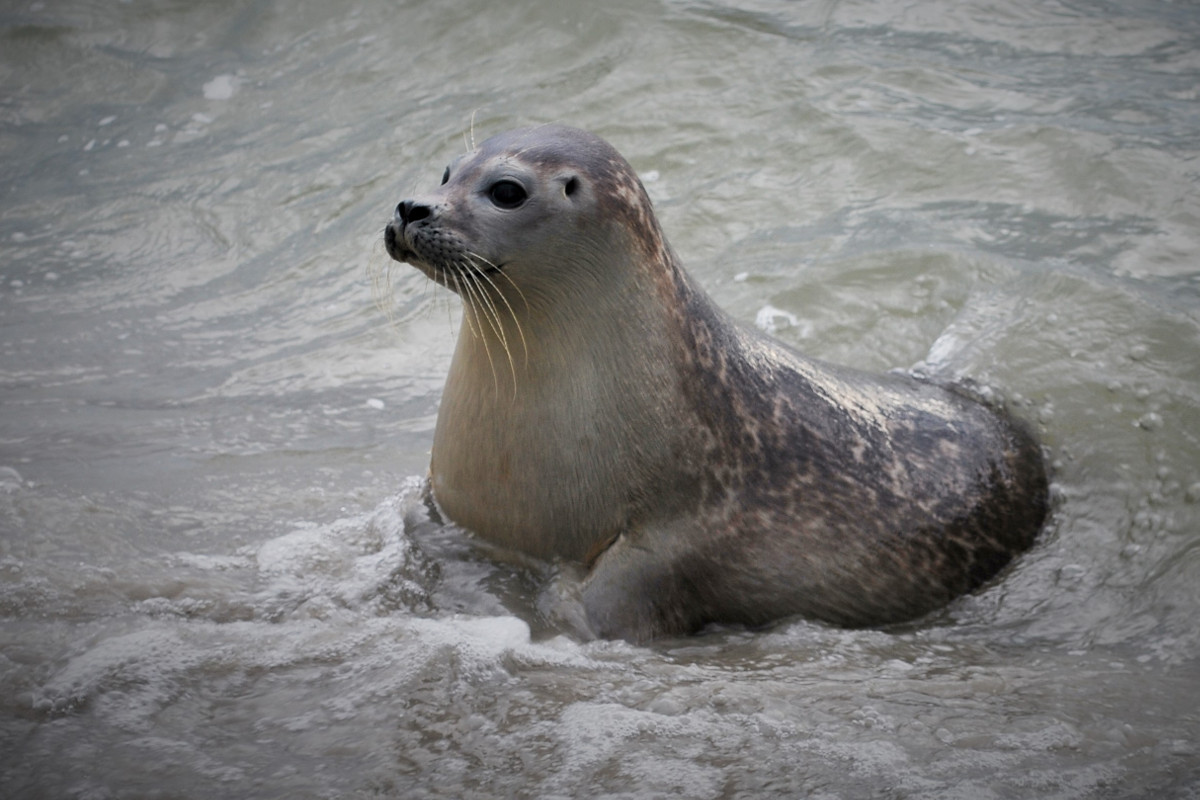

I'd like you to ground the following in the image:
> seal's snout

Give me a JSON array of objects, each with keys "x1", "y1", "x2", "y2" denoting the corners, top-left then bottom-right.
[
  {"x1": 395, "y1": 199, "x2": 432, "y2": 225},
  {"x1": 385, "y1": 199, "x2": 435, "y2": 264},
  {"x1": 383, "y1": 222, "x2": 402, "y2": 262}
]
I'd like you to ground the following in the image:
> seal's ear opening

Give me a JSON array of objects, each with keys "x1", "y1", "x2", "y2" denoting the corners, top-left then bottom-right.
[{"x1": 564, "y1": 176, "x2": 580, "y2": 197}]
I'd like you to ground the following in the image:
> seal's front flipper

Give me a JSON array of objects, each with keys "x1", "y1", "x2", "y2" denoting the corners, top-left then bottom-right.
[{"x1": 578, "y1": 527, "x2": 709, "y2": 643}]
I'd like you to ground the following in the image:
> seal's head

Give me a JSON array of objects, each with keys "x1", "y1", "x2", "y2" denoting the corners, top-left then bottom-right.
[{"x1": 384, "y1": 125, "x2": 670, "y2": 312}]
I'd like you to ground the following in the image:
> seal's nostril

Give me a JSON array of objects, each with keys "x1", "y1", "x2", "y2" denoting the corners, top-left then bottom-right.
[{"x1": 397, "y1": 200, "x2": 432, "y2": 225}]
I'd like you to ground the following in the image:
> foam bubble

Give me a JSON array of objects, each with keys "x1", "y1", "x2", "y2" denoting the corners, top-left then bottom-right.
[{"x1": 202, "y1": 74, "x2": 239, "y2": 100}]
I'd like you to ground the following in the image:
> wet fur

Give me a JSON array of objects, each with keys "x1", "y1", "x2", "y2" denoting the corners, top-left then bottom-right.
[{"x1": 385, "y1": 125, "x2": 1048, "y2": 642}]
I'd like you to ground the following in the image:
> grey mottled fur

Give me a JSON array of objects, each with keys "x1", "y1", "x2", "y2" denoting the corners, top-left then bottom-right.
[{"x1": 385, "y1": 125, "x2": 1048, "y2": 642}]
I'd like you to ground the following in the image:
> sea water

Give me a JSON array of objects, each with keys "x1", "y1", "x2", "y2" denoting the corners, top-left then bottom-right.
[{"x1": 1, "y1": 0, "x2": 1198, "y2": 797}]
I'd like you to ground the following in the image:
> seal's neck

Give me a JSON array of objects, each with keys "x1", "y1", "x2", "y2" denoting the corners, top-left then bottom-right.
[{"x1": 429, "y1": 253, "x2": 703, "y2": 562}]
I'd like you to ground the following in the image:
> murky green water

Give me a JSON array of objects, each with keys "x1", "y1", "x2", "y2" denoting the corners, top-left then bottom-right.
[{"x1": 2, "y1": 0, "x2": 1198, "y2": 797}]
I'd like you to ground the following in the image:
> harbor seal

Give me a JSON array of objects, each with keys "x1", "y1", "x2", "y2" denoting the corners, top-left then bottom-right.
[{"x1": 383, "y1": 124, "x2": 1048, "y2": 642}]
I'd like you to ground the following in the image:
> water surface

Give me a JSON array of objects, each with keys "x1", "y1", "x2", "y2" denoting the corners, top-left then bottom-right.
[{"x1": 2, "y1": 0, "x2": 1198, "y2": 797}]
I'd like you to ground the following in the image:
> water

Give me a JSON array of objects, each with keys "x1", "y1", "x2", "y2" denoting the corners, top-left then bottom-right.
[{"x1": 2, "y1": 0, "x2": 1198, "y2": 797}]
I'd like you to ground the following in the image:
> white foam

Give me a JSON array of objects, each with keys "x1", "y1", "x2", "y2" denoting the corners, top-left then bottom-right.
[
  {"x1": 754, "y1": 304, "x2": 802, "y2": 334},
  {"x1": 202, "y1": 74, "x2": 239, "y2": 100},
  {"x1": 248, "y1": 491, "x2": 431, "y2": 620}
]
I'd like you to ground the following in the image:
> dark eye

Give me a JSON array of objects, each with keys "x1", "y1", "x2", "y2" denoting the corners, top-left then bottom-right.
[
  {"x1": 441, "y1": 167, "x2": 450, "y2": 185},
  {"x1": 489, "y1": 180, "x2": 527, "y2": 209}
]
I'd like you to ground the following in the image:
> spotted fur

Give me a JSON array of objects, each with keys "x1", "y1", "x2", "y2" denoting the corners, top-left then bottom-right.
[{"x1": 385, "y1": 125, "x2": 1048, "y2": 642}]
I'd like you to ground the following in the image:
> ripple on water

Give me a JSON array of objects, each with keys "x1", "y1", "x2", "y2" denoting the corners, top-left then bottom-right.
[{"x1": 1, "y1": 0, "x2": 1199, "y2": 797}]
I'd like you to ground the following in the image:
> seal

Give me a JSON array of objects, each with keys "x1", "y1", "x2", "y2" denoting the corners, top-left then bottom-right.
[{"x1": 384, "y1": 124, "x2": 1048, "y2": 642}]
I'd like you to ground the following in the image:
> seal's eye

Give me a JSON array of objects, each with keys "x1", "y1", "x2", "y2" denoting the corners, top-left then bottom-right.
[
  {"x1": 441, "y1": 167, "x2": 450, "y2": 185},
  {"x1": 489, "y1": 180, "x2": 527, "y2": 209}
]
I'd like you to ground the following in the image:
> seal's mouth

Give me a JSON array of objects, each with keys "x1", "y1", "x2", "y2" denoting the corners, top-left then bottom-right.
[
  {"x1": 383, "y1": 222, "x2": 413, "y2": 264},
  {"x1": 384, "y1": 220, "x2": 505, "y2": 284}
]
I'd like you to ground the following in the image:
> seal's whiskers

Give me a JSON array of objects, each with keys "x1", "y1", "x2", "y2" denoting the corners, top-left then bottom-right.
[
  {"x1": 451, "y1": 263, "x2": 505, "y2": 394},
  {"x1": 458, "y1": 259, "x2": 520, "y2": 397},
  {"x1": 467, "y1": 252, "x2": 530, "y2": 368},
  {"x1": 367, "y1": 236, "x2": 397, "y2": 321},
  {"x1": 448, "y1": 267, "x2": 499, "y2": 391}
]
